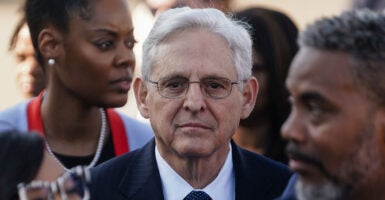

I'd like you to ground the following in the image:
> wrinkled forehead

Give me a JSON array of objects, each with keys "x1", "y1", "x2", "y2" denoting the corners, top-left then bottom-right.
[{"x1": 150, "y1": 29, "x2": 237, "y2": 79}]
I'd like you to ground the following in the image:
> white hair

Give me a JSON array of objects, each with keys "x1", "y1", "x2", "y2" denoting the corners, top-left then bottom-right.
[{"x1": 141, "y1": 7, "x2": 252, "y2": 85}]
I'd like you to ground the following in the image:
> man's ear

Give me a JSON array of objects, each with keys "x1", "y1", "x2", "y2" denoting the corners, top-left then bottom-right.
[
  {"x1": 133, "y1": 77, "x2": 150, "y2": 119},
  {"x1": 240, "y1": 77, "x2": 258, "y2": 119},
  {"x1": 38, "y1": 27, "x2": 62, "y2": 64}
]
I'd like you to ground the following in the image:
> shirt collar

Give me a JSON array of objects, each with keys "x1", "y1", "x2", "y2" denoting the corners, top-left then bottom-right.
[{"x1": 155, "y1": 143, "x2": 235, "y2": 200}]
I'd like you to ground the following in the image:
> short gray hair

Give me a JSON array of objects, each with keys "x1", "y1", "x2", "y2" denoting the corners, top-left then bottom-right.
[
  {"x1": 300, "y1": 9, "x2": 385, "y2": 106},
  {"x1": 141, "y1": 7, "x2": 252, "y2": 85}
]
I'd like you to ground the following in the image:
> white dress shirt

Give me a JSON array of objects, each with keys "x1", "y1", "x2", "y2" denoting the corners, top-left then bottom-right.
[{"x1": 155, "y1": 144, "x2": 235, "y2": 200}]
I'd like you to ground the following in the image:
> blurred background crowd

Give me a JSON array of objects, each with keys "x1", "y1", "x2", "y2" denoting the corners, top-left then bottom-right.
[{"x1": 0, "y1": 0, "x2": 352, "y2": 112}]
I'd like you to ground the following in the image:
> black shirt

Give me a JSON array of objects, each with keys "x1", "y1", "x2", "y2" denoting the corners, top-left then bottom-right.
[{"x1": 53, "y1": 133, "x2": 115, "y2": 169}]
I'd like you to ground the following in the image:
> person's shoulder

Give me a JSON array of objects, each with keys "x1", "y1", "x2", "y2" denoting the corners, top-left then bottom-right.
[
  {"x1": 276, "y1": 174, "x2": 298, "y2": 200},
  {"x1": 92, "y1": 147, "x2": 139, "y2": 176},
  {"x1": 90, "y1": 139, "x2": 161, "y2": 200},
  {"x1": 90, "y1": 139, "x2": 155, "y2": 198},
  {"x1": 91, "y1": 145, "x2": 142, "y2": 189},
  {"x1": 235, "y1": 143, "x2": 291, "y2": 175},
  {"x1": 91, "y1": 139, "x2": 154, "y2": 180},
  {"x1": 233, "y1": 142, "x2": 292, "y2": 199},
  {"x1": 0, "y1": 99, "x2": 31, "y2": 132},
  {"x1": 114, "y1": 110, "x2": 154, "y2": 150},
  {"x1": 0, "y1": 99, "x2": 30, "y2": 118},
  {"x1": 239, "y1": 147, "x2": 292, "y2": 184},
  {"x1": 90, "y1": 149, "x2": 139, "y2": 198},
  {"x1": 117, "y1": 112, "x2": 152, "y2": 131}
]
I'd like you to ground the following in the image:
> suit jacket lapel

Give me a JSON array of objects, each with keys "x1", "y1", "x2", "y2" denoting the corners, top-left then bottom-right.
[{"x1": 117, "y1": 139, "x2": 164, "y2": 200}]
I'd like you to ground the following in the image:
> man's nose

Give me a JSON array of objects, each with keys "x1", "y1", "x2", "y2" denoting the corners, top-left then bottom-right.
[{"x1": 182, "y1": 82, "x2": 206, "y2": 113}]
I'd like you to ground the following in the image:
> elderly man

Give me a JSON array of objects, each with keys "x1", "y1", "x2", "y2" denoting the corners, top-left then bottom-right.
[
  {"x1": 91, "y1": 7, "x2": 291, "y2": 200},
  {"x1": 279, "y1": 9, "x2": 385, "y2": 200}
]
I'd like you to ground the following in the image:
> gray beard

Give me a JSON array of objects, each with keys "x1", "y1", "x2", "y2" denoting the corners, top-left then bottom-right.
[
  {"x1": 295, "y1": 111, "x2": 381, "y2": 200},
  {"x1": 296, "y1": 178, "x2": 346, "y2": 200}
]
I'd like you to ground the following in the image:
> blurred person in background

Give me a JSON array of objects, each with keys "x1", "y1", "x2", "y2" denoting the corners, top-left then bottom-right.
[
  {"x1": 175, "y1": 0, "x2": 233, "y2": 13},
  {"x1": 0, "y1": 130, "x2": 62, "y2": 200},
  {"x1": 146, "y1": 0, "x2": 177, "y2": 16},
  {"x1": 9, "y1": 16, "x2": 46, "y2": 99},
  {"x1": 145, "y1": 0, "x2": 233, "y2": 16},
  {"x1": 351, "y1": 0, "x2": 385, "y2": 11},
  {"x1": 232, "y1": 7, "x2": 298, "y2": 164},
  {"x1": 0, "y1": 0, "x2": 153, "y2": 173}
]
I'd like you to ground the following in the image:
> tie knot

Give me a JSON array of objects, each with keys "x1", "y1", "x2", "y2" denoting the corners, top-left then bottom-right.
[{"x1": 183, "y1": 191, "x2": 212, "y2": 200}]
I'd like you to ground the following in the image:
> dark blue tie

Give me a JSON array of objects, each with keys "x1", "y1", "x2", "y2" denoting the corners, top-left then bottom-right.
[{"x1": 183, "y1": 191, "x2": 212, "y2": 200}]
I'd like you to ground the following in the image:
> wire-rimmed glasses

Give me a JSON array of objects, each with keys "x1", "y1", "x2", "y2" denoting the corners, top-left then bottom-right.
[
  {"x1": 147, "y1": 76, "x2": 243, "y2": 99},
  {"x1": 17, "y1": 166, "x2": 91, "y2": 200}
]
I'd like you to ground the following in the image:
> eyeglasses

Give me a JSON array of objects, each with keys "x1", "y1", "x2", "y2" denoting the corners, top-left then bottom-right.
[
  {"x1": 147, "y1": 77, "x2": 242, "y2": 99},
  {"x1": 17, "y1": 166, "x2": 91, "y2": 200}
]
